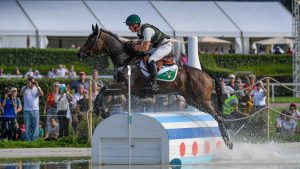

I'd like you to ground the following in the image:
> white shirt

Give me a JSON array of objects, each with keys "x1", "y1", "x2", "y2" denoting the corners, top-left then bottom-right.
[
  {"x1": 250, "y1": 88, "x2": 266, "y2": 106},
  {"x1": 23, "y1": 86, "x2": 40, "y2": 111},
  {"x1": 291, "y1": 109, "x2": 300, "y2": 119},
  {"x1": 55, "y1": 93, "x2": 69, "y2": 111},
  {"x1": 71, "y1": 93, "x2": 83, "y2": 108}
]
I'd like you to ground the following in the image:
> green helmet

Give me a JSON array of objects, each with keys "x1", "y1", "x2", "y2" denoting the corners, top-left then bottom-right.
[{"x1": 125, "y1": 14, "x2": 141, "y2": 26}]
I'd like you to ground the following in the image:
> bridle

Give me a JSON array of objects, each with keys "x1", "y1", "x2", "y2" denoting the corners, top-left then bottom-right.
[{"x1": 83, "y1": 31, "x2": 126, "y2": 59}]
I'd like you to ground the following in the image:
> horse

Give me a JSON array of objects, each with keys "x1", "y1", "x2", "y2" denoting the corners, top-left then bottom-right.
[{"x1": 77, "y1": 24, "x2": 233, "y2": 149}]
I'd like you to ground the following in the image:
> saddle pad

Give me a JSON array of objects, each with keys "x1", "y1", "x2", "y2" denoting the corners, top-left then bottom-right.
[{"x1": 139, "y1": 60, "x2": 178, "y2": 82}]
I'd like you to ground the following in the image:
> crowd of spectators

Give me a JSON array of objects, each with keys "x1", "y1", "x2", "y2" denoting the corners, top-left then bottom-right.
[
  {"x1": 219, "y1": 73, "x2": 300, "y2": 135},
  {"x1": 0, "y1": 65, "x2": 80, "y2": 79},
  {"x1": 0, "y1": 69, "x2": 106, "y2": 141}
]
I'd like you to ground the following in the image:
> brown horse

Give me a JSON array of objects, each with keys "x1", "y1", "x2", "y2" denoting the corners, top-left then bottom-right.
[{"x1": 77, "y1": 24, "x2": 233, "y2": 149}]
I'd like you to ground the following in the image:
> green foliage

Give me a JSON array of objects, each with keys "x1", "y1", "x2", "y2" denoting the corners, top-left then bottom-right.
[
  {"x1": 199, "y1": 54, "x2": 292, "y2": 77},
  {"x1": 0, "y1": 48, "x2": 110, "y2": 75}
]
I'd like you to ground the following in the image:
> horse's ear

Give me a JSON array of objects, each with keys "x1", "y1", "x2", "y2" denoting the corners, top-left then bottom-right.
[
  {"x1": 95, "y1": 24, "x2": 99, "y2": 32},
  {"x1": 92, "y1": 24, "x2": 95, "y2": 32}
]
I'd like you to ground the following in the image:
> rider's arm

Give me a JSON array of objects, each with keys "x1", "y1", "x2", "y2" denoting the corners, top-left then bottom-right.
[
  {"x1": 134, "y1": 41, "x2": 150, "y2": 52},
  {"x1": 134, "y1": 27, "x2": 154, "y2": 52}
]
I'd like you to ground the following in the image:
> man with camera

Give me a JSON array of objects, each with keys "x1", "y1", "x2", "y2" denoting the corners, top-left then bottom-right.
[
  {"x1": 0, "y1": 87, "x2": 22, "y2": 140},
  {"x1": 20, "y1": 77, "x2": 44, "y2": 141}
]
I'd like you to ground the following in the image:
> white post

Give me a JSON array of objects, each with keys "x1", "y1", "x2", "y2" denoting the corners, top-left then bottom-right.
[
  {"x1": 188, "y1": 37, "x2": 202, "y2": 70},
  {"x1": 127, "y1": 65, "x2": 132, "y2": 166}
]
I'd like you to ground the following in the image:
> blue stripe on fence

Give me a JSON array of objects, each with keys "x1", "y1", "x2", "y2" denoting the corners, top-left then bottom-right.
[{"x1": 167, "y1": 127, "x2": 221, "y2": 139}]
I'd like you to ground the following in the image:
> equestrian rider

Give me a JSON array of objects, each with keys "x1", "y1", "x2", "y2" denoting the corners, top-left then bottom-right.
[{"x1": 124, "y1": 14, "x2": 172, "y2": 91}]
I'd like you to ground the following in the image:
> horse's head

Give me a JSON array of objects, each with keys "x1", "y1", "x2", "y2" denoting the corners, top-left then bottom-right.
[{"x1": 77, "y1": 24, "x2": 104, "y2": 59}]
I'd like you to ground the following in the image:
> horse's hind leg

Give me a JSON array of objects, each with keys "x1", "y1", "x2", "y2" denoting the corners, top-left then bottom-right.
[{"x1": 200, "y1": 101, "x2": 233, "y2": 150}]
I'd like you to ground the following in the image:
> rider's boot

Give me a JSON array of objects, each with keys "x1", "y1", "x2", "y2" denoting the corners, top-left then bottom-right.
[{"x1": 146, "y1": 60, "x2": 159, "y2": 91}]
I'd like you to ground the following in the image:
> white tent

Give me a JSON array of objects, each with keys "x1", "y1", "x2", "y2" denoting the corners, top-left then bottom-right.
[
  {"x1": 19, "y1": 0, "x2": 101, "y2": 36},
  {"x1": 254, "y1": 37, "x2": 294, "y2": 45},
  {"x1": 151, "y1": 1, "x2": 240, "y2": 37},
  {"x1": 199, "y1": 37, "x2": 231, "y2": 44}
]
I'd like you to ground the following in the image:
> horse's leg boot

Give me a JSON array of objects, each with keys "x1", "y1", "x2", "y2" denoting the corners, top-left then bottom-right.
[{"x1": 148, "y1": 60, "x2": 159, "y2": 91}]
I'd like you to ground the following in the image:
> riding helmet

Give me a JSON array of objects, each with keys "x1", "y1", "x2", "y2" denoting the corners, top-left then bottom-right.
[{"x1": 125, "y1": 14, "x2": 141, "y2": 26}]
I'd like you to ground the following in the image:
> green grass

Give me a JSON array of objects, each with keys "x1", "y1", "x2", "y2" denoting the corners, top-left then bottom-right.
[
  {"x1": 0, "y1": 137, "x2": 90, "y2": 148},
  {"x1": 271, "y1": 97, "x2": 300, "y2": 103}
]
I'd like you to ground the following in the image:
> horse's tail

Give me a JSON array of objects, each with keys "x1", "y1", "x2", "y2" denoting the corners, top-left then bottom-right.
[{"x1": 207, "y1": 72, "x2": 223, "y2": 114}]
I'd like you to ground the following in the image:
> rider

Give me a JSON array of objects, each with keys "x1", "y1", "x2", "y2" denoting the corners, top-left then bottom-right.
[{"x1": 124, "y1": 14, "x2": 172, "y2": 91}]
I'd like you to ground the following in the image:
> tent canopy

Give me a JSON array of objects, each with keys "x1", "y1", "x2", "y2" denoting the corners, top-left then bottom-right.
[
  {"x1": 151, "y1": 1, "x2": 240, "y2": 37},
  {"x1": 199, "y1": 37, "x2": 231, "y2": 44},
  {"x1": 253, "y1": 37, "x2": 294, "y2": 45},
  {"x1": 0, "y1": 1, "x2": 293, "y2": 38},
  {"x1": 217, "y1": 2, "x2": 293, "y2": 37},
  {"x1": 0, "y1": 1, "x2": 35, "y2": 36},
  {"x1": 19, "y1": 0, "x2": 100, "y2": 36},
  {"x1": 85, "y1": 1, "x2": 173, "y2": 36}
]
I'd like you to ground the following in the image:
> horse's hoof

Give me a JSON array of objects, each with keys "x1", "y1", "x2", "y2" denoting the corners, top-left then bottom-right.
[{"x1": 228, "y1": 141, "x2": 233, "y2": 150}]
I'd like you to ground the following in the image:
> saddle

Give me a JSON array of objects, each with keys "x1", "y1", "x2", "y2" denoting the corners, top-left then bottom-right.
[{"x1": 143, "y1": 54, "x2": 175, "y2": 71}]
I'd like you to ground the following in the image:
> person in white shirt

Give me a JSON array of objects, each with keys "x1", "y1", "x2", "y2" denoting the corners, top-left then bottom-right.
[
  {"x1": 288, "y1": 103, "x2": 300, "y2": 133},
  {"x1": 250, "y1": 81, "x2": 266, "y2": 112},
  {"x1": 20, "y1": 77, "x2": 44, "y2": 141},
  {"x1": 55, "y1": 84, "x2": 72, "y2": 137}
]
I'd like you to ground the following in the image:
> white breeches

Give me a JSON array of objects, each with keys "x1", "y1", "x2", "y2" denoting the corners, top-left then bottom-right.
[{"x1": 148, "y1": 42, "x2": 172, "y2": 63}]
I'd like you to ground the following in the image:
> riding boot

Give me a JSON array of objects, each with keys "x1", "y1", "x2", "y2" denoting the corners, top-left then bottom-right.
[{"x1": 148, "y1": 60, "x2": 159, "y2": 91}]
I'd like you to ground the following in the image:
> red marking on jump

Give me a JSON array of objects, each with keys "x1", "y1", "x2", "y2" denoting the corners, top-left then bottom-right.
[
  {"x1": 204, "y1": 141, "x2": 210, "y2": 154},
  {"x1": 192, "y1": 141, "x2": 198, "y2": 156},
  {"x1": 180, "y1": 142, "x2": 185, "y2": 157},
  {"x1": 216, "y1": 140, "x2": 222, "y2": 151}
]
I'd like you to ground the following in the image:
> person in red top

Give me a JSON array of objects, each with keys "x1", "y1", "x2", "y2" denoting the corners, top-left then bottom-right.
[
  {"x1": 44, "y1": 82, "x2": 60, "y2": 135},
  {"x1": 243, "y1": 74, "x2": 257, "y2": 94}
]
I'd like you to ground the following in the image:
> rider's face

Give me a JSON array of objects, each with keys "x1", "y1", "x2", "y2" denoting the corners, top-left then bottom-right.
[{"x1": 128, "y1": 25, "x2": 136, "y2": 32}]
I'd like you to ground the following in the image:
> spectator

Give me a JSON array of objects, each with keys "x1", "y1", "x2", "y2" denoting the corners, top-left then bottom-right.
[
  {"x1": 286, "y1": 47, "x2": 293, "y2": 56},
  {"x1": 33, "y1": 70, "x2": 42, "y2": 79},
  {"x1": 71, "y1": 71, "x2": 89, "y2": 93},
  {"x1": 250, "y1": 81, "x2": 266, "y2": 112},
  {"x1": 227, "y1": 74, "x2": 236, "y2": 91},
  {"x1": 274, "y1": 46, "x2": 282, "y2": 54},
  {"x1": 235, "y1": 77, "x2": 243, "y2": 91},
  {"x1": 14, "y1": 67, "x2": 21, "y2": 76},
  {"x1": 223, "y1": 90, "x2": 247, "y2": 119},
  {"x1": 288, "y1": 103, "x2": 300, "y2": 133},
  {"x1": 20, "y1": 77, "x2": 44, "y2": 141},
  {"x1": 0, "y1": 68, "x2": 4, "y2": 76},
  {"x1": 24, "y1": 68, "x2": 34, "y2": 78},
  {"x1": 213, "y1": 47, "x2": 219, "y2": 54},
  {"x1": 219, "y1": 77, "x2": 234, "y2": 100},
  {"x1": 44, "y1": 82, "x2": 59, "y2": 135},
  {"x1": 71, "y1": 84, "x2": 84, "y2": 133},
  {"x1": 282, "y1": 113, "x2": 297, "y2": 134},
  {"x1": 48, "y1": 67, "x2": 56, "y2": 78},
  {"x1": 55, "y1": 84, "x2": 72, "y2": 137},
  {"x1": 228, "y1": 45, "x2": 235, "y2": 54},
  {"x1": 19, "y1": 123, "x2": 26, "y2": 140},
  {"x1": 56, "y1": 64, "x2": 68, "y2": 78},
  {"x1": 179, "y1": 53, "x2": 188, "y2": 66},
  {"x1": 68, "y1": 65, "x2": 77, "y2": 79},
  {"x1": 243, "y1": 74, "x2": 257, "y2": 94},
  {"x1": 44, "y1": 117, "x2": 59, "y2": 141},
  {"x1": 288, "y1": 103, "x2": 300, "y2": 120},
  {"x1": 74, "y1": 90, "x2": 90, "y2": 138},
  {"x1": 258, "y1": 47, "x2": 265, "y2": 54},
  {"x1": 0, "y1": 87, "x2": 22, "y2": 140},
  {"x1": 39, "y1": 122, "x2": 44, "y2": 138},
  {"x1": 275, "y1": 110, "x2": 287, "y2": 132}
]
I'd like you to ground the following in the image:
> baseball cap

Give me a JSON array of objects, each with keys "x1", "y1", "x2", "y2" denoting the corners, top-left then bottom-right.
[
  {"x1": 10, "y1": 87, "x2": 17, "y2": 92},
  {"x1": 53, "y1": 82, "x2": 60, "y2": 87},
  {"x1": 290, "y1": 103, "x2": 297, "y2": 108},
  {"x1": 228, "y1": 74, "x2": 235, "y2": 79},
  {"x1": 79, "y1": 72, "x2": 85, "y2": 75}
]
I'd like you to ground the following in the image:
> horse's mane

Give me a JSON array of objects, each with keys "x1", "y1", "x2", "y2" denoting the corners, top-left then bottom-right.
[{"x1": 100, "y1": 28, "x2": 123, "y2": 44}]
